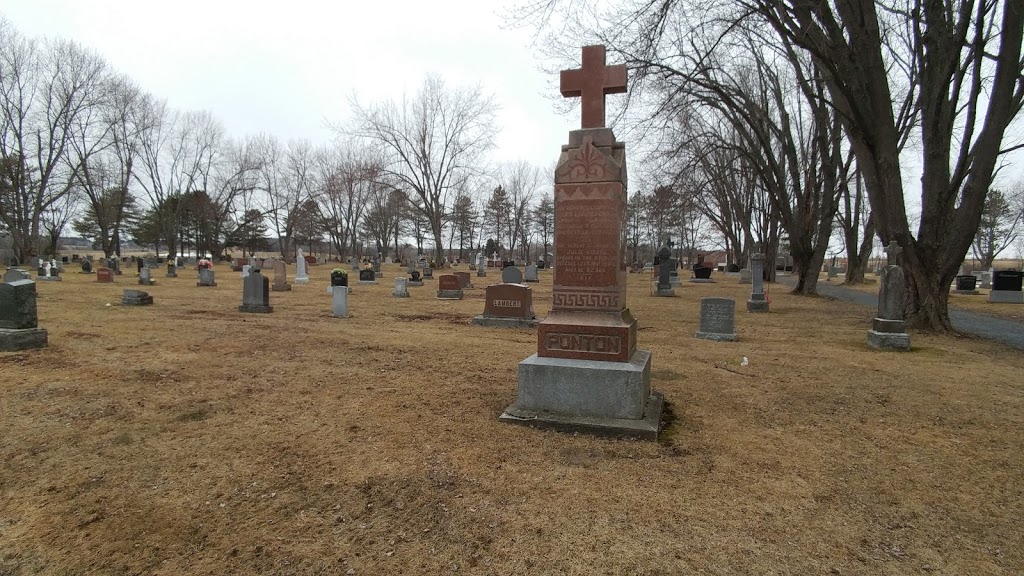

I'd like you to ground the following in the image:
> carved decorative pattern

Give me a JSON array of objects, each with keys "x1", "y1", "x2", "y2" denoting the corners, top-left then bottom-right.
[{"x1": 552, "y1": 292, "x2": 620, "y2": 308}]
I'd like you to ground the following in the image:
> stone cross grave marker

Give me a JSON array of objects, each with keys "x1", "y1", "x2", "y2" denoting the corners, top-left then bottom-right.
[
  {"x1": 500, "y1": 45, "x2": 661, "y2": 440},
  {"x1": 559, "y1": 44, "x2": 628, "y2": 129},
  {"x1": 695, "y1": 297, "x2": 737, "y2": 341}
]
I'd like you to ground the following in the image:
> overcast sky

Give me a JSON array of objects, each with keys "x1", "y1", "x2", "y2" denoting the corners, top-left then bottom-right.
[{"x1": 0, "y1": 0, "x2": 573, "y2": 169}]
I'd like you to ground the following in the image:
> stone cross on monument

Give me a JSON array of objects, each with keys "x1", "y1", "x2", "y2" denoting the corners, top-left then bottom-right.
[
  {"x1": 560, "y1": 45, "x2": 628, "y2": 129},
  {"x1": 884, "y1": 240, "x2": 903, "y2": 266},
  {"x1": 501, "y1": 45, "x2": 662, "y2": 440}
]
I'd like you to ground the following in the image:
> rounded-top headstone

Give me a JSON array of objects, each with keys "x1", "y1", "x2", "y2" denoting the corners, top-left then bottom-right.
[
  {"x1": 501, "y1": 266, "x2": 523, "y2": 284},
  {"x1": 81, "y1": 260, "x2": 92, "y2": 273}
]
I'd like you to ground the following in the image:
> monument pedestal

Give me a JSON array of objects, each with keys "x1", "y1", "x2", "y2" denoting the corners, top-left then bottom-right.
[
  {"x1": 867, "y1": 318, "x2": 910, "y2": 350},
  {"x1": 746, "y1": 293, "x2": 769, "y2": 312},
  {"x1": 500, "y1": 350, "x2": 660, "y2": 439},
  {"x1": 0, "y1": 328, "x2": 48, "y2": 351}
]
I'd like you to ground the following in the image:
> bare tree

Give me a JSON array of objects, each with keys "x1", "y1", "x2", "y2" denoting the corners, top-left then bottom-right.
[
  {"x1": 349, "y1": 74, "x2": 496, "y2": 268},
  {"x1": 502, "y1": 160, "x2": 540, "y2": 260},
  {"x1": 0, "y1": 21, "x2": 109, "y2": 261},
  {"x1": 971, "y1": 184, "x2": 1023, "y2": 268}
]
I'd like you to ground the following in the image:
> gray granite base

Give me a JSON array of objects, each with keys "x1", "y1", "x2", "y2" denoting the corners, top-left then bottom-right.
[
  {"x1": 0, "y1": 328, "x2": 48, "y2": 351},
  {"x1": 689, "y1": 278, "x2": 717, "y2": 283},
  {"x1": 695, "y1": 330, "x2": 737, "y2": 341},
  {"x1": 122, "y1": 296, "x2": 154, "y2": 306},
  {"x1": 358, "y1": 280, "x2": 378, "y2": 285},
  {"x1": 746, "y1": 296, "x2": 769, "y2": 312},
  {"x1": 437, "y1": 290, "x2": 463, "y2": 299},
  {"x1": 36, "y1": 276, "x2": 62, "y2": 282},
  {"x1": 654, "y1": 288, "x2": 676, "y2": 297},
  {"x1": 989, "y1": 290, "x2": 1024, "y2": 303},
  {"x1": 408, "y1": 281, "x2": 424, "y2": 287},
  {"x1": 952, "y1": 289, "x2": 979, "y2": 295},
  {"x1": 499, "y1": 350, "x2": 661, "y2": 440},
  {"x1": 471, "y1": 315, "x2": 539, "y2": 328},
  {"x1": 238, "y1": 304, "x2": 273, "y2": 313},
  {"x1": 295, "y1": 278, "x2": 309, "y2": 284},
  {"x1": 867, "y1": 329, "x2": 911, "y2": 350}
]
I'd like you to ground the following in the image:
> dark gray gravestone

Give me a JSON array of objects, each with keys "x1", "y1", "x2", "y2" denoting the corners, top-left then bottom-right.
[
  {"x1": 524, "y1": 265, "x2": 539, "y2": 282},
  {"x1": 238, "y1": 271, "x2": 273, "y2": 313},
  {"x1": 867, "y1": 241, "x2": 911, "y2": 350},
  {"x1": 0, "y1": 279, "x2": 48, "y2": 350},
  {"x1": 408, "y1": 270, "x2": 423, "y2": 286},
  {"x1": 197, "y1": 268, "x2": 217, "y2": 287},
  {"x1": 4, "y1": 269, "x2": 30, "y2": 283},
  {"x1": 501, "y1": 266, "x2": 523, "y2": 284},
  {"x1": 422, "y1": 266, "x2": 433, "y2": 280},
  {"x1": 80, "y1": 259, "x2": 93, "y2": 273},
  {"x1": 122, "y1": 289, "x2": 154, "y2": 306},
  {"x1": 989, "y1": 270, "x2": 1023, "y2": 303},
  {"x1": 746, "y1": 253, "x2": 768, "y2": 312},
  {"x1": 655, "y1": 246, "x2": 675, "y2": 296},
  {"x1": 695, "y1": 297, "x2": 737, "y2": 341},
  {"x1": 358, "y1": 269, "x2": 377, "y2": 284},
  {"x1": 166, "y1": 262, "x2": 177, "y2": 277}
]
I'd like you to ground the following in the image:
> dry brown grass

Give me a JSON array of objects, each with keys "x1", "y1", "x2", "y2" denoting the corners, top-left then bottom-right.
[{"x1": 2, "y1": 264, "x2": 1023, "y2": 575}]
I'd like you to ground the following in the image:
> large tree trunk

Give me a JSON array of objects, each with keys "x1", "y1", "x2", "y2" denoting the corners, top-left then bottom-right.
[{"x1": 843, "y1": 213, "x2": 876, "y2": 284}]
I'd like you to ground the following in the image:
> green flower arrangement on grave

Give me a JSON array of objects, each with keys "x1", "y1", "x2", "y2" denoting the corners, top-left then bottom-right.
[{"x1": 330, "y1": 268, "x2": 348, "y2": 287}]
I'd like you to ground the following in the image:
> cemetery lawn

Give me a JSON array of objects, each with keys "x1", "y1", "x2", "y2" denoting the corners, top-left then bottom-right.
[{"x1": 2, "y1": 265, "x2": 1023, "y2": 575}]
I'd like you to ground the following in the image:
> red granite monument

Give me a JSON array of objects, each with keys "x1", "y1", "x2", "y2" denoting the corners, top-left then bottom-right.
[{"x1": 500, "y1": 45, "x2": 662, "y2": 439}]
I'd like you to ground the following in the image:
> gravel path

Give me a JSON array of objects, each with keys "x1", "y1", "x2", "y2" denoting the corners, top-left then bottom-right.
[{"x1": 779, "y1": 276, "x2": 1024, "y2": 350}]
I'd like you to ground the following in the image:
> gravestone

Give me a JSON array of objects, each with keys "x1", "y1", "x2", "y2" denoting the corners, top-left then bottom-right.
[
  {"x1": 238, "y1": 270, "x2": 273, "y2": 313},
  {"x1": 739, "y1": 268, "x2": 752, "y2": 284},
  {"x1": 332, "y1": 286, "x2": 348, "y2": 318},
  {"x1": 96, "y1": 268, "x2": 114, "y2": 283},
  {"x1": 472, "y1": 283, "x2": 538, "y2": 328},
  {"x1": 501, "y1": 266, "x2": 523, "y2": 284},
  {"x1": 294, "y1": 249, "x2": 309, "y2": 284},
  {"x1": 477, "y1": 253, "x2": 486, "y2": 277},
  {"x1": 0, "y1": 279, "x2": 48, "y2": 351},
  {"x1": 867, "y1": 241, "x2": 911, "y2": 350},
  {"x1": 989, "y1": 270, "x2": 1023, "y2": 304},
  {"x1": 358, "y1": 269, "x2": 377, "y2": 285},
  {"x1": 524, "y1": 265, "x2": 539, "y2": 283},
  {"x1": 272, "y1": 260, "x2": 291, "y2": 291},
  {"x1": 241, "y1": 264, "x2": 251, "y2": 279},
  {"x1": 4, "y1": 269, "x2": 30, "y2": 283},
  {"x1": 422, "y1": 266, "x2": 433, "y2": 280},
  {"x1": 827, "y1": 265, "x2": 839, "y2": 280},
  {"x1": 393, "y1": 277, "x2": 409, "y2": 298},
  {"x1": 138, "y1": 267, "x2": 155, "y2": 286},
  {"x1": 372, "y1": 256, "x2": 383, "y2": 277},
  {"x1": 690, "y1": 262, "x2": 715, "y2": 282},
  {"x1": 953, "y1": 275, "x2": 979, "y2": 295},
  {"x1": 121, "y1": 289, "x2": 154, "y2": 306},
  {"x1": 454, "y1": 271, "x2": 473, "y2": 289},
  {"x1": 500, "y1": 45, "x2": 661, "y2": 440},
  {"x1": 197, "y1": 268, "x2": 217, "y2": 287},
  {"x1": 80, "y1": 259, "x2": 93, "y2": 274},
  {"x1": 746, "y1": 253, "x2": 769, "y2": 312},
  {"x1": 166, "y1": 262, "x2": 177, "y2": 278},
  {"x1": 38, "y1": 261, "x2": 61, "y2": 282},
  {"x1": 654, "y1": 245, "x2": 675, "y2": 297},
  {"x1": 408, "y1": 270, "x2": 423, "y2": 287},
  {"x1": 695, "y1": 297, "x2": 737, "y2": 341},
  {"x1": 352, "y1": 258, "x2": 360, "y2": 272},
  {"x1": 436, "y1": 274, "x2": 463, "y2": 299}
]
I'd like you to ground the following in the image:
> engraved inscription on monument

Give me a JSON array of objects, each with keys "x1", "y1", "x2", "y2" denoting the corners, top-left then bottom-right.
[
  {"x1": 545, "y1": 333, "x2": 622, "y2": 356},
  {"x1": 493, "y1": 299, "x2": 522, "y2": 308}
]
